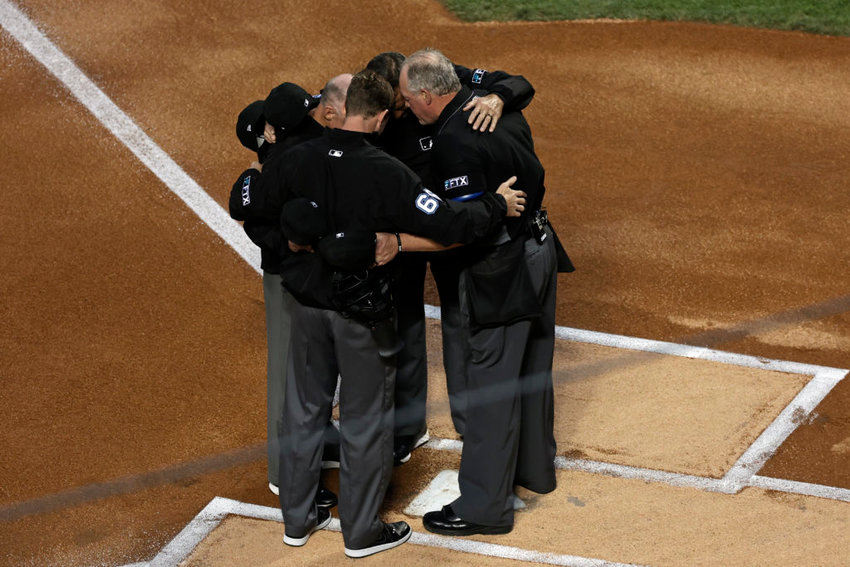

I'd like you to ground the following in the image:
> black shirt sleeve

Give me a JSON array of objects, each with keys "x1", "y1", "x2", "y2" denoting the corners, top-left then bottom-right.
[
  {"x1": 382, "y1": 166, "x2": 506, "y2": 246},
  {"x1": 242, "y1": 219, "x2": 282, "y2": 252},
  {"x1": 228, "y1": 167, "x2": 262, "y2": 221},
  {"x1": 454, "y1": 64, "x2": 535, "y2": 111}
]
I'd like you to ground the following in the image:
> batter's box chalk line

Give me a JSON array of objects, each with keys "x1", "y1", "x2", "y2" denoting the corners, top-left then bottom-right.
[{"x1": 141, "y1": 496, "x2": 648, "y2": 567}]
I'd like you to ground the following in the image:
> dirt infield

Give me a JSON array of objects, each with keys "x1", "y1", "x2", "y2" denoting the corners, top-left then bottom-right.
[{"x1": 1, "y1": 0, "x2": 849, "y2": 565}]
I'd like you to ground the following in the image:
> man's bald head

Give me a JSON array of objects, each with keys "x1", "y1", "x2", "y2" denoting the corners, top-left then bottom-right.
[{"x1": 318, "y1": 73, "x2": 353, "y2": 128}]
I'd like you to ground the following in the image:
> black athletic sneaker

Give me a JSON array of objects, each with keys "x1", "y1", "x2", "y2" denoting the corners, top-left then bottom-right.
[
  {"x1": 344, "y1": 521, "x2": 412, "y2": 558},
  {"x1": 393, "y1": 430, "x2": 430, "y2": 465},
  {"x1": 283, "y1": 507, "x2": 332, "y2": 547},
  {"x1": 315, "y1": 484, "x2": 338, "y2": 509}
]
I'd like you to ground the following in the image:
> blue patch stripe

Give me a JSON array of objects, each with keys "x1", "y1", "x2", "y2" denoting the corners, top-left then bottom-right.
[{"x1": 450, "y1": 192, "x2": 484, "y2": 202}]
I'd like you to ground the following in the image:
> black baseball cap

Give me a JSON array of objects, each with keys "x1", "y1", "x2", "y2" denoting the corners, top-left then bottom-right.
[
  {"x1": 318, "y1": 230, "x2": 377, "y2": 272},
  {"x1": 281, "y1": 198, "x2": 328, "y2": 246},
  {"x1": 263, "y1": 82, "x2": 316, "y2": 132},
  {"x1": 235, "y1": 100, "x2": 266, "y2": 152}
]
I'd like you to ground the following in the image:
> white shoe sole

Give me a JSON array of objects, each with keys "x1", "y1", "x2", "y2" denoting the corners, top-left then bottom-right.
[
  {"x1": 398, "y1": 430, "x2": 431, "y2": 464},
  {"x1": 283, "y1": 513, "x2": 332, "y2": 547},
  {"x1": 344, "y1": 528, "x2": 411, "y2": 558},
  {"x1": 269, "y1": 482, "x2": 279, "y2": 496}
]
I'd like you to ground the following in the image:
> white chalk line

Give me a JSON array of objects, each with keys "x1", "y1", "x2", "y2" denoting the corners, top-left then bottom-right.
[
  {"x1": 723, "y1": 368, "x2": 848, "y2": 486},
  {"x1": 0, "y1": 0, "x2": 261, "y2": 275},
  {"x1": 142, "y1": 496, "x2": 644, "y2": 567},
  {"x1": 430, "y1": 309, "x2": 849, "y2": 493},
  {"x1": 428, "y1": 305, "x2": 843, "y2": 378},
  {"x1": 552, "y1": 325, "x2": 843, "y2": 377},
  {"x1": 136, "y1": 447, "x2": 850, "y2": 567},
  {"x1": 428, "y1": 437, "x2": 850, "y2": 501},
  {"x1": 749, "y1": 475, "x2": 850, "y2": 503},
  {"x1": 143, "y1": 461, "x2": 850, "y2": 567}
]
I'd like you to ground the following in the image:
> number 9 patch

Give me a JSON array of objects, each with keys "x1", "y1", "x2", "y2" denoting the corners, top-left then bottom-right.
[{"x1": 415, "y1": 191, "x2": 441, "y2": 215}]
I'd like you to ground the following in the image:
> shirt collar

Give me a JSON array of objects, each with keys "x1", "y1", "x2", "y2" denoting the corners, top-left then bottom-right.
[
  {"x1": 324, "y1": 127, "x2": 366, "y2": 148},
  {"x1": 434, "y1": 86, "x2": 476, "y2": 135}
]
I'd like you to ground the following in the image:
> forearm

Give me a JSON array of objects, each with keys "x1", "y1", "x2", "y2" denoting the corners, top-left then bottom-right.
[
  {"x1": 399, "y1": 233, "x2": 462, "y2": 252},
  {"x1": 375, "y1": 231, "x2": 460, "y2": 266}
]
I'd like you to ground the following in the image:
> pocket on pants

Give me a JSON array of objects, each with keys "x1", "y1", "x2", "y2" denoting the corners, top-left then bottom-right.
[
  {"x1": 464, "y1": 237, "x2": 541, "y2": 328},
  {"x1": 469, "y1": 324, "x2": 506, "y2": 366}
]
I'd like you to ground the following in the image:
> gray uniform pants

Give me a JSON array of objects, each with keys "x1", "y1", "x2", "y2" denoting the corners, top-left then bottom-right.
[
  {"x1": 430, "y1": 254, "x2": 471, "y2": 436},
  {"x1": 265, "y1": 273, "x2": 340, "y2": 486},
  {"x1": 451, "y1": 232, "x2": 558, "y2": 528},
  {"x1": 394, "y1": 252, "x2": 471, "y2": 439},
  {"x1": 279, "y1": 303, "x2": 395, "y2": 549},
  {"x1": 393, "y1": 255, "x2": 428, "y2": 437},
  {"x1": 263, "y1": 272, "x2": 294, "y2": 486}
]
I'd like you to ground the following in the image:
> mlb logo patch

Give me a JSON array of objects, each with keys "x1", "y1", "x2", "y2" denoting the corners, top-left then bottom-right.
[
  {"x1": 472, "y1": 69, "x2": 487, "y2": 84},
  {"x1": 419, "y1": 137, "x2": 433, "y2": 151},
  {"x1": 329, "y1": 149, "x2": 343, "y2": 157}
]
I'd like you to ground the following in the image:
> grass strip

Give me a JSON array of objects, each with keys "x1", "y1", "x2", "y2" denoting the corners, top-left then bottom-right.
[{"x1": 439, "y1": 0, "x2": 850, "y2": 37}]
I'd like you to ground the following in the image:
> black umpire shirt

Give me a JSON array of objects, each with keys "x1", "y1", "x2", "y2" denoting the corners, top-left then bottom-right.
[
  {"x1": 430, "y1": 85, "x2": 546, "y2": 243},
  {"x1": 279, "y1": 128, "x2": 508, "y2": 250}
]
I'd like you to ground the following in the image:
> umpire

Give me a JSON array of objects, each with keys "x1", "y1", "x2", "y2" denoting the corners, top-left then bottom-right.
[
  {"x1": 366, "y1": 51, "x2": 538, "y2": 461},
  {"x1": 274, "y1": 69, "x2": 524, "y2": 558},
  {"x1": 229, "y1": 78, "x2": 347, "y2": 502},
  {"x1": 400, "y1": 48, "x2": 574, "y2": 536}
]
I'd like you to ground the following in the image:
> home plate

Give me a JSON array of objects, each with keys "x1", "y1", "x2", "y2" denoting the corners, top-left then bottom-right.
[{"x1": 404, "y1": 469, "x2": 525, "y2": 517}]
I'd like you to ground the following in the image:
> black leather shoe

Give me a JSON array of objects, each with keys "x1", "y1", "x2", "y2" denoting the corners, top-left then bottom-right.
[
  {"x1": 315, "y1": 485, "x2": 338, "y2": 509},
  {"x1": 422, "y1": 505, "x2": 512, "y2": 536},
  {"x1": 393, "y1": 430, "x2": 430, "y2": 465}
]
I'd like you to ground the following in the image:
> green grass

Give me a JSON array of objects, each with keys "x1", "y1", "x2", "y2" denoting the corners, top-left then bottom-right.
[{"x1": 439, "y1": 0, "x2": 850, "y2": 37}]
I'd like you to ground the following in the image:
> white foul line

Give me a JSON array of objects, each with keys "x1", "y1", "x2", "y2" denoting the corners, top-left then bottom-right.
[{"x1": 0, "y1": 0, "x2": 261, "y2": 275}]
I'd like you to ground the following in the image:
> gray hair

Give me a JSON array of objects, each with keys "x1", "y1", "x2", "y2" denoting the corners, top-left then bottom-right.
[{"x1": 403, "y1": 48, "x2": 460, "y2": 96}]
